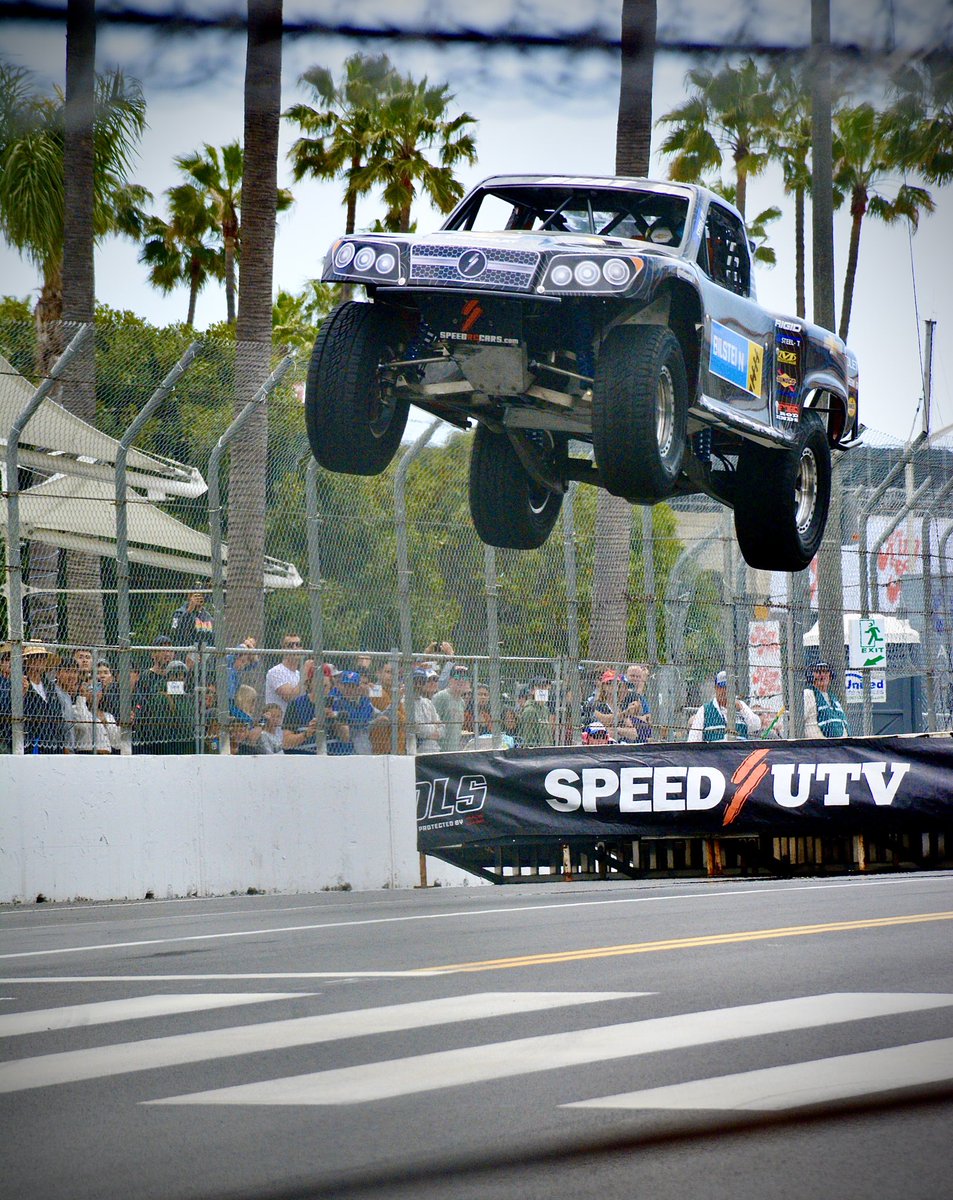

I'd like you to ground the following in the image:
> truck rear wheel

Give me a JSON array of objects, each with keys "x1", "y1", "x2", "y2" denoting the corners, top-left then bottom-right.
[
  {"x1": 469, "y1": 426, "x2": 564, "y2": 550},
  {"x1": 734, "y1": 411, "x2": 831, "y2": 572}
]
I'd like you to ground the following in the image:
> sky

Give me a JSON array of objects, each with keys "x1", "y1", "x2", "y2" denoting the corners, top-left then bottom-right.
[{"x1": 1, "y1": 1, "x2": 952, "y2": 443}]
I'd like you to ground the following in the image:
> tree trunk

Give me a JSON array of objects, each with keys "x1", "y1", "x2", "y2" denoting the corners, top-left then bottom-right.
[
  {"x1": 345, "y1": 152, "x2": 360, "y2": 235},
  {"x1": 588, "y1": 0, "x2": 656, "y2": 666},
  {"x1": 187, "y1": 256, "x2": 199, "y2": 326},
  {"x1": 795, "y1": 184, "x2": 805, "y2": 318},
  {"x1": 228, "y1": 0, "x2": 282, "y2": 646},
  {"x1": 615, "y1": 0, "x2": 656, "y2": 177},
  {"x1": 224, "y1": 227, "x2": 238, "y2": 324},
  {"x1": 838, "y1": 196, "x2": 864, "y2": 341},
  {"x1": 61, "y1": 0, "x2": 105, "y2": 648},
  {"x1": 810, "y1": 0, "x2": 845, "y2": 690},
  {"x1": 26, "y1": 264, "x2": 65, "y2": 643}
]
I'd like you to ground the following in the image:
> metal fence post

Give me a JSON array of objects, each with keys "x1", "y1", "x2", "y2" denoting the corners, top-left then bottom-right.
[
  {"x1": 394, "y1": 420, "x2": 441, "y2": 752},
  {"x1": 562, "y1": 483, "x2": 581, "y2": 743},
  {"x1": 305, "y1": 457, "x2": 327, "y2": 753},
  {"x1": 938, "y1": 522, "x2": 953, "y2": 726},
  {"x1": 208, "y1": 354, "x2": 295, "y2": 752},
  {"x1": 641, "y1": 505, "x2": 658, "y2": 671},
  {"x1": 863, "y1": 475, "x2": 933, "y2": 735},
  {"x1": 920, "y1": 475, "x2": 953, "y2": 731},
  {"x1": 484, "y1": 543, "x2": 502, "y2": 747},
  {"x1": 663, "y1": 527, "x2": 716, "y2": 739},
  {"x1": 5, "y1": 325, "x2": 92, "y2": 755},
  {"x1": 115, "y1": 340, "x2": 201, "y2": 755}
]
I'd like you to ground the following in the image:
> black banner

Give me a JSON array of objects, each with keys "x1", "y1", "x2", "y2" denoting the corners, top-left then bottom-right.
[{"x1": 416, "y1": 735, "x2": 953, "y2": 851}]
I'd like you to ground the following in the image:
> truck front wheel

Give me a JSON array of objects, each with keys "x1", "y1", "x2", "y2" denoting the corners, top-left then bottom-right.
[{"x1": 305, "y1": 301, "x2": 410, "y2": 475}]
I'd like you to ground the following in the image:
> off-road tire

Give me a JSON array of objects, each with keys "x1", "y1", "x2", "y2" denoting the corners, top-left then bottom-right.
[
  {"x1": 469, "y1": 425, "x2": 564, "y2": 550},
  {"x1": 592, "y1": 324, "x2": 689, "y2": 501},
  {"x1": 733, "y1": 410, "x2": 832, "y2": 572},
  {"x1": 305, "y1": 301, "x2": 410, "y2": 475}
]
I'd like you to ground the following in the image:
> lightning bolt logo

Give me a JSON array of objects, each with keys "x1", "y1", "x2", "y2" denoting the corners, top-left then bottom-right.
[
  {"x1": 723, "y1": 748, "x2": 772, "y2": 825},
  {"x1": 461, "y1": 298, "x2": 484, "y2": 333}
]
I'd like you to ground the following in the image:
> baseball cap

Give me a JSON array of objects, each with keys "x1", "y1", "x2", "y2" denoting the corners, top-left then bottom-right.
[
  {"x1": 413, "y1": 667, "x2": 437, "y2": 681},
  {"x1": 155, "y1": 634, "x2": 172, "y2": 646},
  {"x1": 450, "y1": 664, "x2": 470, "y2": 677},
  {"x1": 813, "y1": 660, "x2": 832, "y2": 672},
  {"x1": 600, "y1": 670, "x2": 617, "y2": 683},
  {"x1": 322, "y1": 663, "x2": 334, "y2": 679},
  {"x1": 339, "y1": 670, "x2": 361, "y2": 685},
  {"x1": 166, "y1": 660, "x2": 189, "y2": 676},
  {"x1": 715, "y1": 670, "x2": 728, "y2": 686}
]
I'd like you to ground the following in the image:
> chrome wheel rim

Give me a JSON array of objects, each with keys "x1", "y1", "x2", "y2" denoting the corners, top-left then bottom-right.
[
  {"x1": 795, "y1": 447, "x2": 818, "y2": 532},
  {"x1": 656, "y1": 366, "x2": 675, "y2": 458}
]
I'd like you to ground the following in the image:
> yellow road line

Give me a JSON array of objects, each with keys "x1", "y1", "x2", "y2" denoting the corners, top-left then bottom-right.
[{"x1": 428, "y1": 910, "x2": 953, "y2": 974}]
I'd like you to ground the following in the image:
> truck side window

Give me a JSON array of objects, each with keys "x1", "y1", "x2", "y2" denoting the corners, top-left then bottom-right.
[{"x1": 701, "y1": 205, "x2": 751, "y2": 297}]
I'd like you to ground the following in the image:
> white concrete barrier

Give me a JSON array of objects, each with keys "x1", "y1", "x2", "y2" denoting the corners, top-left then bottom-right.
[{"x1": 0, "y1": 755, "x2": 483, "y2": 903}]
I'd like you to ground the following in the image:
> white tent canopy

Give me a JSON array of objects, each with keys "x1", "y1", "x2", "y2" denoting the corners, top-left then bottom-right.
[
  {"x1": 1, "y1": 475, "x2": 302, "y2": 590},
  {"x1": 1, "y1": 353, "x2": 206, "y2": 498}
]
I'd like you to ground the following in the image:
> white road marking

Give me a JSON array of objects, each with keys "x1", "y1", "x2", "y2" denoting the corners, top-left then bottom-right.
[
  {"x1": 146, "y1": 992, "x2": 953, "y2": 1107},
  {"x1": 0, "y1": 974, "x2": 441, "y2": 983},
  {"x1": 3, "y1": 876, "x2": 949, "y2": 960},
  {"x1": 564, "y1": 1038, "x2": 953, "y2": 1112},
  {"x1": 0, "y1": 994, "x2": 308, "y2": 1038},
  {"x1": 0, "y1": 991, "x2": 641, "y2": 1094}
]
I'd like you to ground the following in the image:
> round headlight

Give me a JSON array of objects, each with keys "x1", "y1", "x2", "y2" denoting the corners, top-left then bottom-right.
[
  {"x1": 602, "y1": 258, "x2": 630, "y2": 286},
  {"x1": 573, "y1": 260, "x2": 600, "y2": 287},
  {"x1": 354, "y1": 246, "x2": 376, "y2": 271},
  {"x1": 375, "y1": 251, "x2": 396, "y2": 274},
  {"x1": 333, "y1": 242, "x2": 355, "y2": 269},
  {"x1": 549, "y1": 263, "x2": 573, "y2": 288}
]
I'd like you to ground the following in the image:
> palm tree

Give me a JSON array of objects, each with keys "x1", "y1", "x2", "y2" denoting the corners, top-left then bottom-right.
[
  {"x1": 765, "y1": 61, "x2": 814, "y2": 318},
  {"x1": 272, "y1": 280, "x2": 335, "y2": 353},
  {"x1": 833, "y1": 101, "x2": 933, "y2": 340},
  {"x1": 885, "y1": 52, "x2": 953, "y2": 186},
  {"x1": 589, "y1": 0, "x2": 657, "y2": 669},
  {"x1": 175, "y1": 142, "x2": 243, "y2": 324},
  {"x1": 174, "y1": 140, "x2": 292, "y2": 324},
  {"x1": 0, "y1": 57, "x2": 146, "y2": 641},
  {"x1": 228, "y1": 0, "x2": 283, "y2": 646},
  {"x1": 140, "y1": 182, "x2": 224, "y2": 326},
  {"x1": 284, "y1": 52, "x2": 401, "y2": 236},
  {"x1": 658, "y1": 57, "x2": 774, "y2": 219},
  {"x1": 61, "y1": 0, "x2": 102, "y2": 646},
  {"x1": 0, "y1": 62, "x2": 147, "y2": 356},
  {"x1": 355, "y1": 74, "x2": 477, "y2": 232}
]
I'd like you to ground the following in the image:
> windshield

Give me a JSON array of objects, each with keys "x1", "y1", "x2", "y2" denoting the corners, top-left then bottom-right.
[{"x1": 445, "y1": 184, "x2": 690, "y2": 247}]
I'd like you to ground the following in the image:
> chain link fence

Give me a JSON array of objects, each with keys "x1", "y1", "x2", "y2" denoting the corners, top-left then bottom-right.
[{"x1": 2, "y1": 316, "x2": 951, "y2": 755}]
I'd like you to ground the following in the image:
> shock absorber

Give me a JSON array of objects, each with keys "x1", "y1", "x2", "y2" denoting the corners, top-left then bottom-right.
[{"x1": 692, "y1": 427, "x2": 712, "y2": 464}]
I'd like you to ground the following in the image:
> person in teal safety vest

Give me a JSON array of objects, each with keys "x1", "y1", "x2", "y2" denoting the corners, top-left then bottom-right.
[
  {"x1": 687, "y1": 670, "x2": 761, "y2": 741},
  {"x1": 803, "y1": 661, "x2": 850, "y2": 737}
]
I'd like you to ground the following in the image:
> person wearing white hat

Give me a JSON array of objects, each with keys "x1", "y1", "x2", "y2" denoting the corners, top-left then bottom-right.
[
  {"x1": 412, "y1": 667, "x2": 444, "y2": 753},
  {"x1": 21, "y1": 643, "x2": 68, "y2": 753},
  {"x1": 687, "y1": 670, "x2": 761, "y2": 742}
]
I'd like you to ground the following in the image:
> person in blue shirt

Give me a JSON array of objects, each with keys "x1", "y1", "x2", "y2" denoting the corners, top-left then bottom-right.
[
  {"x1": 283, "y1": 664, "x2": 352, "y2": 755},
  {"x1": 329, "y1": 669, "x2": 385, "y2": 755}
]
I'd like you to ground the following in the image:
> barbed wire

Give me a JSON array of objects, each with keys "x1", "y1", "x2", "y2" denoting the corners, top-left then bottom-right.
[{"x1": 2, "y1": 0, "x2": 951, "y2": 57}]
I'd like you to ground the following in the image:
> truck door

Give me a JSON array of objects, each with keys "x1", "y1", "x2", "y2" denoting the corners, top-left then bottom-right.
[{"x1": 697, "y1": 202, "x2": 774, "y2": 429}]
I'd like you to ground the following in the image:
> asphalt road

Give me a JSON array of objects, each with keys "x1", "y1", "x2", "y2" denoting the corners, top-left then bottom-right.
[{"x1": 2, "y1": 872, "x2": 952, "y2": 1200}]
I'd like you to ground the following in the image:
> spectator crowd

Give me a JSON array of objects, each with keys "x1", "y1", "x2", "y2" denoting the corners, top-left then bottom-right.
[{"x1": 1, "y1": 596, "x2": 852, "y2": 754}]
